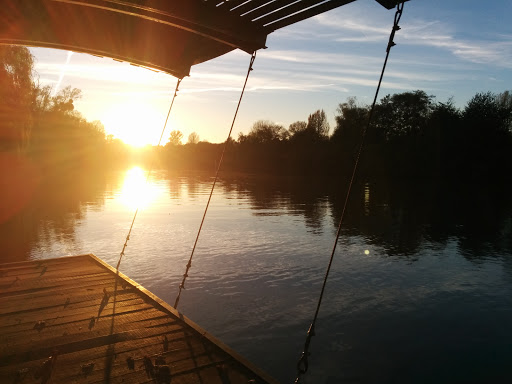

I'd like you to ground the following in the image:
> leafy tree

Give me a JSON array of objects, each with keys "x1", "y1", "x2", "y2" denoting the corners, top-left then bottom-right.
[
  {"x1": 245, "y1": 120, "x2": 287, "y2": 144},
  {"x1": 0, "y1": 46, "x2": 34, "y2": 91},
  {"x1": 306, "y1": 109, "x2": 330, "y2": 139},
  {"x1": 425, "y1": 98, "x2": 462, "y2": 175},
  {"x1": 50, "y1": 86, "x2": 81, "y2": 114},
  {"x1": 374, "y1": 90, "x2": 433, "y2": 140},
  {"x1": 288, "y1": 121, "x2": 307, "y2": 137},
  {"x1": 0, "y1": 45, "x2": 35, "y2": 151},
  {"x1": 33, "y1": 84, "x2": 53, "y2": 113},
  {"x1": 89, "y1": 120, "x2": 105, "y2": 138},
  {"x1": 168, "y1": 130, "x2": 183, "y2": 145},
  {"x1": 460, "y1": 91, "x2": 512, "y2": 177},
  {"x1": 332, "y1": 97, "x2": 369, "y2": 145},
  {"x1": 290, "y1": 110, "x2": 329, "y2": 143},
  {"x1": 497, "y1": 90, "x2": 512, "y2": 108},
  {"x1": 30, "y1": 83, "x2": 85, "y2": 161},
  {"x1": 497, "y1": 90, "x2": 512, "y2": 133},
  {"x1": 187, "y1": 132, "x2": 200, "y2": 144},
  {"x1": 237, "y1": 132, "x2": 248, "y2": 144},
  {"x1": 464, "y1": 91, "x2": 511, "y2": 134}
]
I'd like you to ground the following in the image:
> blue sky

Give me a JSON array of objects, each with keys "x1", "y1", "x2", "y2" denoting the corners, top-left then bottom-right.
[{"x1": 31, "y1": 0, "x2": 512, "y2": 145}]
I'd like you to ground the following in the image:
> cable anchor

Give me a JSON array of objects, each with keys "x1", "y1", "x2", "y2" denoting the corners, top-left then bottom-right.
[{"x1": 387, "y1": 2, "x2": 404, "y2": 52}]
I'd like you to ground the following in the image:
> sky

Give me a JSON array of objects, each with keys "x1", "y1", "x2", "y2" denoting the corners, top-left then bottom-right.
[{"x1": 30, "y1": 0, "x2": 512, "y2": 145}]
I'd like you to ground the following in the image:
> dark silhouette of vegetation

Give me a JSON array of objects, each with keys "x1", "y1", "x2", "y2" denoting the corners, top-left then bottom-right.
[
  {"x1": 187, "y1": 132, "x2": 200, "y2": 144},
  {"x1": 2, "y1": 45, "x2": 512, "y2": 262},
  {"x1": 0, "y1": 46, "x2": 144, "y2": 172},
  {"x1": 163, "y1": 90, "x2": 512, "y2": 184},
  {"x1": 3, "y1": 45, "x2": 511, "y2": 182},
  {"x1": 168, "y1": 130, "x2": 184, "y2": 146},
  {"x1": 0, "y1": 46, "x2": 119, "y2": 237}
]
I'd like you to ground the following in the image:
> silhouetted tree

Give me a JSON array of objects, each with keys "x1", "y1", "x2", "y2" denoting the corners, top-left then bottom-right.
[
  {"x1": 187, "y1": 132, "x2": 200, "y2": 144},
  {"x1": 288, "y1": 121, "x2": 307, "y2": 138},
  {"x1": 290, "y1": 110, "x2": 329, "y2": 144},
  {"x1": 306, "y1": 109, "x2": 330, "y2": 140},
  {"x1": 497, "y1": 90, "x2": 512, "y2": 133},
  {"x1": 426, "y1": 98, "x2": 462, "y2": 176},
  {"x1": 244, "y1": 120, "x2": 287, "y2": 144},
  {"x1": 461, "y1": 91, "x2": 512, "y2": 177},
  {"x1": 168, "y1": 130, "x2": 183, "y2": 146},
  {"x1": 374, "y1": 90, "x2": 433, "y2": 140},
  {"x1": 30, "y1": 84, "x2": 85, "y2": 165},
  {"x1": 464, "y1": 91, "x2": 511, "y2": 134},
  {"x1": 50, "y1": 86, "x2": 81, "y2": 114},
  {"x1": 330, "y1": 97, "x2": 373, "y2": 175},
  {"x1": 332, "y1": 97, "x2": 369, "y2": 145}
]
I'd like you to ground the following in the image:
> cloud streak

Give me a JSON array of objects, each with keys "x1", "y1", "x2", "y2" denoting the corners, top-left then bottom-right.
[
  {"x1": 52, "y1": 51, "x2": 73, "y2": 95},
  {"x1": 274, "y1": 4, "x2": 512, "y2": 70}
]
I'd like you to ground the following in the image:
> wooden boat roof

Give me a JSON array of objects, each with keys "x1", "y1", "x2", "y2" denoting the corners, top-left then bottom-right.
[{"x1": 0, "y1": 0, "x2": 404, "y2": 78}]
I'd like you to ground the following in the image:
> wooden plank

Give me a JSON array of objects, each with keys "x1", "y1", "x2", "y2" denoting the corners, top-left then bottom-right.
[
  {"x1": 231, "y1": 0, "x2": 277, "y2": 16},
  {"x1": 0, "y1": 296, "x2": 151, "y2": 337},
  {"x1": 242, "y1": 0, "x2": 297, "y2": 21},
  {"x1": 0, "y1": 286, "x2": 136, "y2": 316},
  {"x1": 0, "y1": 254, "x2": 278, "y2": 384},
  {"x1": 263, "y1": 0, "x2": 356, "y2": 31}
]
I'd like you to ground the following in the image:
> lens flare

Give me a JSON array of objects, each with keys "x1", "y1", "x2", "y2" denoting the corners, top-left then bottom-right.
[{"x1": 119, "y1": 167, "x2": 160, "y2": 210}]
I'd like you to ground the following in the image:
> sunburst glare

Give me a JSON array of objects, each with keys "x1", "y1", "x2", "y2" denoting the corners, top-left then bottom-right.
[
  {"x1": 101, "y1": 100, "x2": 166, "y2": 146},
  {"x1": 119, "y1": 167, "x2": 160, "y2": 210}
]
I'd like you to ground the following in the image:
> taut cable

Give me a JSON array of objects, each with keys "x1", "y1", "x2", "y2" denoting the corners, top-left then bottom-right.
[
  {"x1": 174, "y1": 52, "x2": 257, "y2": 309},
  {"x1": 294, "y1": 3, "x2": 405, "y2": 383},
  {"x1": 116, "y1": 77, "x2": 182, "y2": 272}
]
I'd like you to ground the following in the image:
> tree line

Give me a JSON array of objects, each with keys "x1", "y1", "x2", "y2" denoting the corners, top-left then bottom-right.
[
  {"x1": 3, "y1": 45, "x2": 512, "y2": 182},
  {"x1": 165, "y1": 90, "x2": 512, "y2": 182},
  {"x1": 1, "y1": 45, "x2": 110, "y2": 173}
]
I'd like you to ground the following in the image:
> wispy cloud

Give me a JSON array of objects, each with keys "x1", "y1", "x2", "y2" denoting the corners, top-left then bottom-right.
[
  {"x1": 274, "y1": 5, "x2": 512, "y2": 70},
  {"x1": 314, "y1": 12, "x2": 390, "y2": 36},
  {"x1": 400, "y1": 19, "x2": 512, "y2": 69}
]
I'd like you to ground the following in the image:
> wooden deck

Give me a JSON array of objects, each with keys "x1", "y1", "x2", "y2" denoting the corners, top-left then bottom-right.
[{"x1": 0, "y1": 254, "x2": 278, "y2": 384}]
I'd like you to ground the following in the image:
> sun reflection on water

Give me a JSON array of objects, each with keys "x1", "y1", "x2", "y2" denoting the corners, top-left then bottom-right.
[{"x1": 119, "y1": 167, "x2": 160, "y2": 210}]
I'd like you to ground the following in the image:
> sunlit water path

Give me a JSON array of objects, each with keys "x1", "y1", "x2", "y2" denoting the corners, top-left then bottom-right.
[{"x1": 8, "y1": 167, "x2": 512, "y2": 383}]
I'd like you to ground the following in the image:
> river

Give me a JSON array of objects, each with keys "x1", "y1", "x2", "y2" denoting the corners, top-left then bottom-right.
[{"x1": 1, "y1": 166, "x2": 512, "y2": 383}]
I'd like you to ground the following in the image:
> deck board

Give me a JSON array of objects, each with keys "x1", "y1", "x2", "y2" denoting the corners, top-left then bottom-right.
[{"x1": 0, "y1": 254, "x2": 278, "y2": 384}]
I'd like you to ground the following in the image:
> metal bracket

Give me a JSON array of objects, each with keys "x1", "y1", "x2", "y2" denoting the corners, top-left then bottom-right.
[{"x1": 375, "y1": 0, "x2": 409, "y2": 10}]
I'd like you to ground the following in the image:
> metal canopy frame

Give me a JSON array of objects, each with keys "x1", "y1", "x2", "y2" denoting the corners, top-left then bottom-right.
[{"x1": 0, "y1": 0, "x2": 404, "y2": 78}]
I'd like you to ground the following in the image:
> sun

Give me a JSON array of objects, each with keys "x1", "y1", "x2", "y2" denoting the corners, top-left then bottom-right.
[
  {"x1": 119, "y1": 166, "x2": 161, "y2": 210},
  {"x1": 101, "y1": 99, "x2": 167, "y2": 146}
]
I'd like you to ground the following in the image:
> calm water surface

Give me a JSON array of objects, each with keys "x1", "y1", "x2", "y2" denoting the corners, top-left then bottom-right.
[{"x1": 2, "y1": 167, "x2": 512, "y2": 383}]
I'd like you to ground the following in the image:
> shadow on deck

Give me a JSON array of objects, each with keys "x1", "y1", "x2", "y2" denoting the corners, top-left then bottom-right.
[{"x1": 0, "y1": 254, "x2": 278, "y2": 384}]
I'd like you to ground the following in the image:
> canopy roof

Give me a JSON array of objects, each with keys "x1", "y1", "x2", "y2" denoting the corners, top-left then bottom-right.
[{"x1": 0, "y1": 0, "x2": 404, "y2": 78}]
